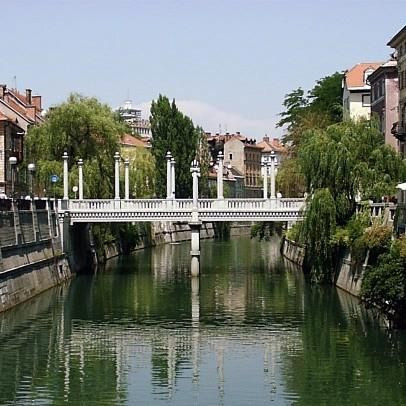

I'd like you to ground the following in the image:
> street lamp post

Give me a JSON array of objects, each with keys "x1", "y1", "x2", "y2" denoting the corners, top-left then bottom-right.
[
  {"x1": 9, "y1": 156, "x2": 17, "y2": 198},
  {"x1": 27, "y1": 163, "x2": 36, "y2": 198}
]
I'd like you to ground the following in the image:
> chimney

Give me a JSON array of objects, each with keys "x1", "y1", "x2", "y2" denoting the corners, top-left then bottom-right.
[
  {"x1": 32, "y1": 95, "x2": 42, "y2": 110},
  {"x1": 26, "y1": 89, "x2": 32, "y2": 104},
  {"x1": 263, "y1": 135, "x2": 269, "y2": 142},
  {"x1": 26, "y1": 106, "x2": 36, "y2": 121},
  {"x1": 0, "y1": 84, "x2": 6, "y2": 99}
]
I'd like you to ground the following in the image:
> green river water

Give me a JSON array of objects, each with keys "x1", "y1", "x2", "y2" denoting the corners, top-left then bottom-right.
[{"x1": 1, "y1": 236, "x2": 406, "y2": 405}]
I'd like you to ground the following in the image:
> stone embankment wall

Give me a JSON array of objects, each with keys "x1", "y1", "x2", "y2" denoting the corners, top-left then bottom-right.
[
  {"x1": 281, "y1": 237, "x2": 365, "y2": 297},
  {"x1": 0, "y1": 199, "x2": 71, "y2": 313},
  {"x1": 280, "y1": 237, "x2": 305, "y2": 267},
  {"x1": 101, "y1": 222, "x2": 252, "y2": 261}
]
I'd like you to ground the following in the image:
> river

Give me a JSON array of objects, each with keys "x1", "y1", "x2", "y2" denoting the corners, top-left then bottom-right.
[{"x1": 0, "y1": 236, "x2": 406, "y2": 405}]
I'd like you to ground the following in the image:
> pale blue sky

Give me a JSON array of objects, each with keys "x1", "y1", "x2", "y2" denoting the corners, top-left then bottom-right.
[{"x1": 1, "y1": 0, "x2": 404, "y2": 138}]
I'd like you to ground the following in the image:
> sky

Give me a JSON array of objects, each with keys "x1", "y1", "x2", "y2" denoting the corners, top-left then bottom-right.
[{"x1": 1, "y1": 0, "x2": 404, "y2": 139}]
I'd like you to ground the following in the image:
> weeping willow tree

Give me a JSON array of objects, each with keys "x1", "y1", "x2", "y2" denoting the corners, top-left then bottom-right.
[
  {"x1": 301, "y1": 189, "x2": 336, "y2": 282},
  {"x1": 298, "y1": 119, "x2": 406, "y2": 282},
  {"x1": 25, "y1": 93, "x2": 125, "y2": 198}
]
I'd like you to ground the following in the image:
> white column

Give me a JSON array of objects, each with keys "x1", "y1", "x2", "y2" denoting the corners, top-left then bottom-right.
[
  {"x1": 124, "y1": 159, "x2": 130, "y2": 200},
  {"x1": 262, "y1": 162, "x2": 268, "y2": 199},
  {"x1": 217, "y1": 151, "x2": 224, "y2": 199},
  {"x1": 78, "y1": 158, "x2": 83, "y2": 200},
  {"x1": 114, "y1": 152, "x2": 120, "y2": 200},
  {"x1": 63, "y1": 152, "x2": 69, "y2": 200},
  {"x1": 191, "y1": 160, "x2": 200, "y2": 210},
  {"x1": 166, "y1": 151, "x2": 172, "y2": 199},
  {"x1": 270, "y1": 151, "x2": 277, "y2": 200},
  {"x1": 171, "y1": 157, "x2": 176, "y2": 198}
]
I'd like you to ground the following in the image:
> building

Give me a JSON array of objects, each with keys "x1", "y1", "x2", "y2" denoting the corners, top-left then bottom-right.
[
  {"x1": 257, "y1": 135, "x2": 287, "y2": 165},
  {"x1": 388, "y1": 25, "x2": 406, "y2": 158},
  {"x1": 367, "y1": 60, "x2": 399, "y2": 151},
  {"x1": 0, "y1": 85, "x2": 44, "y2": 195},
  {"x1": 116, "y1": 100, "x2": 151, "y2": 139},
  {"x1": 207, "y1": 132, "x2": 263, "y2": 197},
  {"x1": 342, "y1": 62, "x2": 383, "y2": 120}
]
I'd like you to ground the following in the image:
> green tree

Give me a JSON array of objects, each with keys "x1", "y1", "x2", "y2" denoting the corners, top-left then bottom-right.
[
  {"x1": 307, "y1": 72, "x2": 343, "y2": 123},
  {"x1": 196, "y1": 127, "x2": 210, "y2": 197},
  {"x1": 122, "y1": 147, "x2": 156, "y2": 197},
  {"x1": 26, "y1": 93, "x2": 125, "y2": 198},
  {"x1": 150, "y1": 95, "x2": 199, "y2": 198},
  {"x1": 298, "y1": 119, "x2": 406, "y2": 281}
]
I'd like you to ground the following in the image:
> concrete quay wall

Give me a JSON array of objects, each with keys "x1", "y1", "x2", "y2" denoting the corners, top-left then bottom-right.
[
  {"x1": 0, "y1": 199, "x2": 71, "y2": 313},
  {"x1": 281, "y1": 237, "x2": 364, "y2": 297}
]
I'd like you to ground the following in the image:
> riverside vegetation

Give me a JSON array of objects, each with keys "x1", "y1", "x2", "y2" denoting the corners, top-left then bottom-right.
[
  {"x1": 276, "y1": 72, "x2": 406, "y2": 326},
  {"x1": 25, "y1": 93, "x2": 215, "y2": 261}
]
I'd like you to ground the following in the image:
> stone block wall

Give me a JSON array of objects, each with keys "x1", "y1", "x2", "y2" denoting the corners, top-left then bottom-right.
[{"x1": 0, "y1": 199, "x2": 71, "y2": 313}]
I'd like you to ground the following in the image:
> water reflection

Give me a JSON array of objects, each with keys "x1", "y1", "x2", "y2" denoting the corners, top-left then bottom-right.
[{"x1": 0, "y1": 237, "x2": 406, "y2": 405}]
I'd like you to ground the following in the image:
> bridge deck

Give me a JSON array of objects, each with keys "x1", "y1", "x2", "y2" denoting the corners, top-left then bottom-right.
[{"x1": 60, "y1": 198, "x2": 306, "y2": 223}]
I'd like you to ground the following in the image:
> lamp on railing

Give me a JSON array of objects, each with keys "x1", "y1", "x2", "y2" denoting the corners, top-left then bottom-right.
[
  {"x1": 27, "y1": 162, "x2": 36, "y2": 198},
  {"x1": 9, "y1": 156, "x2": 17, "y2": 197},
  {"x1": 72, "y1": 185, "x2": 78, "y2": 199}
]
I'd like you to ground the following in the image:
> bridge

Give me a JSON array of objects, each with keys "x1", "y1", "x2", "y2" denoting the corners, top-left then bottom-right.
[
  {"x1": 64, "y1": 198, "x2": 305, "y2": 223},
  {"x1": 58, "y1": 151, "x2": 306, "y2": 275}
]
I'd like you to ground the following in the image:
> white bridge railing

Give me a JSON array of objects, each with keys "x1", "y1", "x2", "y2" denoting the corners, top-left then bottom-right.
[
  {"x1": 67, "y1": 198, "x2": 306, "y2": 212},
  {"x1": 59, "y1": 198, "x2": 306, "y2": 223}
]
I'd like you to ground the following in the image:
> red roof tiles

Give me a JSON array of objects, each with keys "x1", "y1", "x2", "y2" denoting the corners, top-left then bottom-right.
[{"x1": 344, "y1": 62, "x2": 383, "y2": 89}]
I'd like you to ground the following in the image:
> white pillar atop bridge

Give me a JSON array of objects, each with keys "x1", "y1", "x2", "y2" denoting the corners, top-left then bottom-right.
[
  {"x1": 124, "y1": 159, "x2": 130, "y2": 200},
  {"x1": 114, "y1": 151, "x2": 121, "y2": 200},
  {"x1": 78, "y1": 158, "x2": 84, "y2": 200},
  {"x1": 171, "y1": 157, "x2": 176, "y2": 199},
  {"x1": 262, "y1": 161, "x2": 268, "y2": 199},
  {"x1": 270, "y1": 151, "x2": 277, "y2": 200},
  {"x1": 63, "y1": 152, "x2": 69, "y2": 200},
  {"x1": 217, "y1": 151, "x2": 224, "y2": 200},
  {"x1": 191, "y1": 160, "x2": 200, "y2": 211},
  {"x1": 166, "y1": 151, "x2": 172, "y2": 199}
]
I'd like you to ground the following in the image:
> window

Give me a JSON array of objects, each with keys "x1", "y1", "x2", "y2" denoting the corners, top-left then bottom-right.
[
  {"x1": 229, "y1": 153, "x2": 233, "y2": 160},
  {"x1": 362, "y1": 94, "x2": 371, "y2": 107}
]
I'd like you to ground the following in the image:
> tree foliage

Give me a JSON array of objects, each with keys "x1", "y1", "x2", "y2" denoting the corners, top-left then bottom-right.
[
  {"x1": 196, "y1": 127, "x2": 210, "y2": 197},
  {"x1": 121, "y1": 147, "x2": 156, "y2": 197},
  {"x1": 301, "y1": 188, "x2": 336, "y2": 282},
  {"x1": 25, "y1": 94, "x2": 125, "y2": 198},
  {"x1": 299, "y1": 119, "x2": 405, "y2": 225},
  {"x1": 298, "y1": 119, "x2": 406, "y2": 282},
  {"x1": 277, "y1": 72, "x2": 343, "y2": 148},
  {"x1": 150, "y1": 95, "x2": 199, "y2": 198}
]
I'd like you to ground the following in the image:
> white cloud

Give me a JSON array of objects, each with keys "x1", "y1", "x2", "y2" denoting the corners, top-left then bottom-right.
[{"x1": 135, "y1": 99, "x2": 281, "y2": 140}]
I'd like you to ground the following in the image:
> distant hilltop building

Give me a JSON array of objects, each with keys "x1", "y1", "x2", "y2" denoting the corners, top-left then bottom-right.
[
  {"x1": 342, "y1": 62, "x2": 383, "y2": 120},
  {"x1": 116, "y1": 100, "x2": 151, "y2": 139}
]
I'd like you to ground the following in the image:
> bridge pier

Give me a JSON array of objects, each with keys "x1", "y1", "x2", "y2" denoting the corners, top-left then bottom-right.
[{"x1": 190, "y1": 222, "x2": 201, "y2": 277}]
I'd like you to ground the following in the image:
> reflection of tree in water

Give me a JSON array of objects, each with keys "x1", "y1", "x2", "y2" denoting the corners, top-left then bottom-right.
[
  {"x1": 2, "y1": 237, "x2": 406, "y2": 404},
  {"x1": 284, "y1": 285, "x2": 406, "y2": 405}
]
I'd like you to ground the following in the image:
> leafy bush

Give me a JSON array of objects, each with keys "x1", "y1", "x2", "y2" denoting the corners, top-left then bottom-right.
[
  {"x1": 285, "y1": 222, "x2": 302, "y2": 243},
  {"x1": 361, "y1": 240, "x2": 406, "y2": 325}
]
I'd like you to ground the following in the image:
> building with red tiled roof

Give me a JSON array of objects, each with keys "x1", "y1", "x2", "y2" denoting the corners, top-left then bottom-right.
[
  {"x1": 120, "y1": 133, "x2": 148, "y2": 149},
  {"x1": 257, "y1": 135, "x2": 287, "y2": 165},
  {"x1": 206, "y1": 132, "x2": 263, "y2": 195},
  {"x1": 0, "y1": 84, "x2": 44, "y2": 195},
  {"x1": 342, "y1": 62, "x2": 383, "y2": 120}
]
